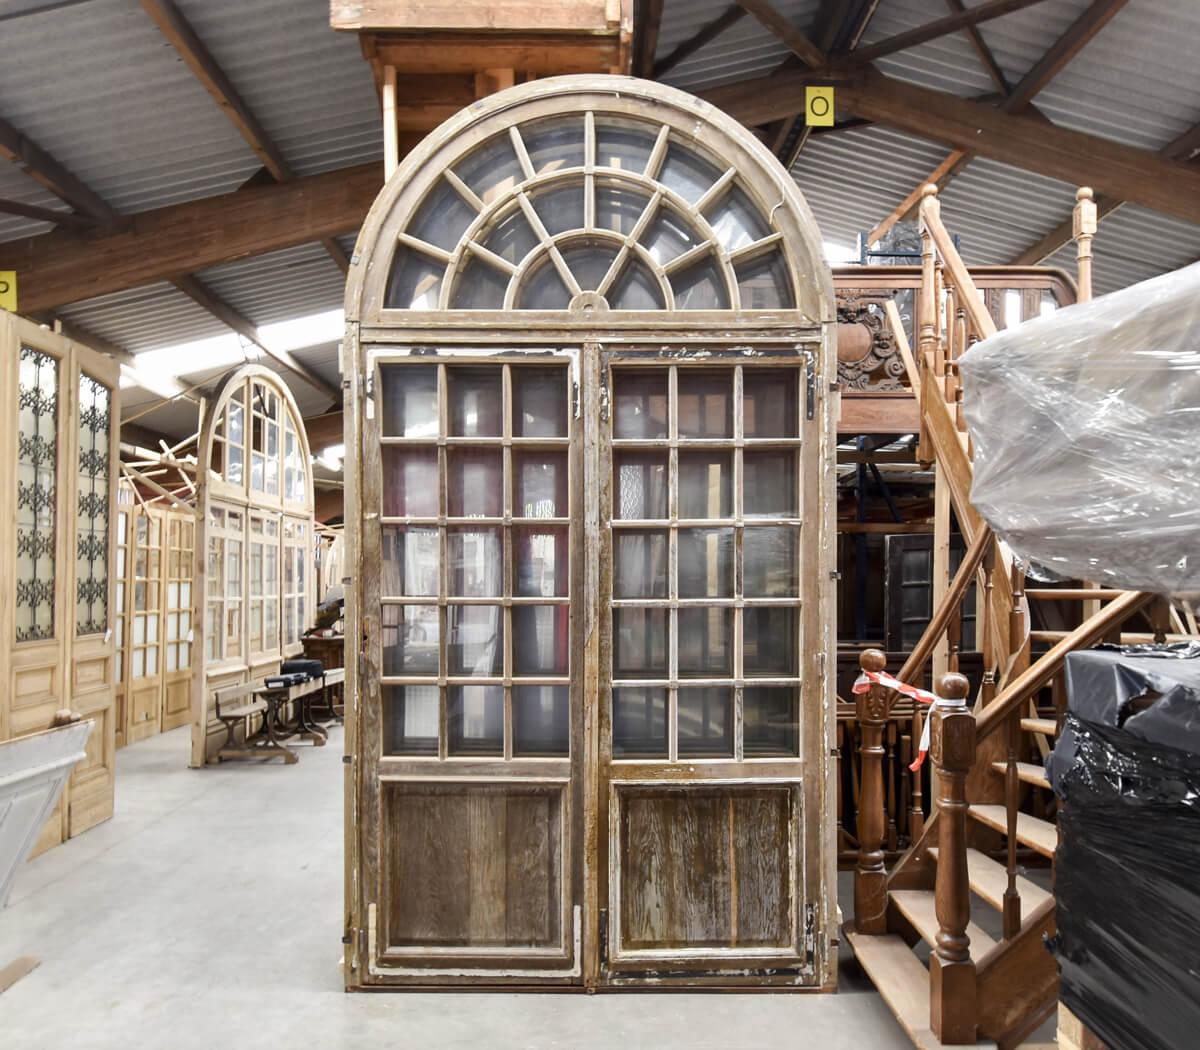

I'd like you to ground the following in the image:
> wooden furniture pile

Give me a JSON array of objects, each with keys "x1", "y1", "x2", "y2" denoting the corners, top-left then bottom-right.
[
  {"x1": 844, "y1": 186, "x2": 1187, "y2": 1048},
  {"x1": 0, "y1": 313, "x2": 119, "y2": 857}
]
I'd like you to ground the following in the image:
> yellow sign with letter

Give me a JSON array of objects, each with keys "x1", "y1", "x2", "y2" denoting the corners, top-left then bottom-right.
[
  {"x1": 0, "y1": 271, "x2": 15, "y2": 313},
  {"x1": 805, "y1": 86, "x2": 835, "y2": 127}
]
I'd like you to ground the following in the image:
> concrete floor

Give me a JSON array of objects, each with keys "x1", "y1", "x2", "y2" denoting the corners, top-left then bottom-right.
[{"x1": 0, "y1": 726, "x2": 911, "y2": 1050}]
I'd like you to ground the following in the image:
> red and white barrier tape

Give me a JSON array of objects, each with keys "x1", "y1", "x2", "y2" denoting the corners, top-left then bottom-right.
[{"x1": 851, "y1": 669, "x2": 965, "y2": 771}]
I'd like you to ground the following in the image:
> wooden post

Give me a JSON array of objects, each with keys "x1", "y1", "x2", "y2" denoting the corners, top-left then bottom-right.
[
  {"x1": 1073, "y1": 187, "x2": 1097, "y2": 304},
  {"x1": 916, "y1": 190, "x2": 938, "y2": 466},
  {"x1": 930, "y1": 670, "x2": 977, "y2": 1045},
  {"x1": 854, "y1": 648, "x2": 892, "y2": 935}
]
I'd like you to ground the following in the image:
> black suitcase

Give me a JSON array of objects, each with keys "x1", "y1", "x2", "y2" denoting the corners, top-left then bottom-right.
[{"x1": 280, "y1": 658, "x2": 324, "y2": 681}]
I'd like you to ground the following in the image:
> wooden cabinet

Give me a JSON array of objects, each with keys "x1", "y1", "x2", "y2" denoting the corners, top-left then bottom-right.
[
  {"x1": 0, "y1": 312, "x2": 119, "y2": 853},
  {"x1": 343, "y1": 76, "x2": 837, "y2": 990}
]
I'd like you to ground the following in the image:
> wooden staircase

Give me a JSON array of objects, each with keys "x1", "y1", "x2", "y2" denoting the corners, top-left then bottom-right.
[{"x1": 845, "y1": 184, "x2": 1174, "y2": 1048}]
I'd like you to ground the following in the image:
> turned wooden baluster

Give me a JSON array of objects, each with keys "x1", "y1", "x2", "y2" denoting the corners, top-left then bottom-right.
[
  {"x1": 930, "y1": 670, "x2": 977, "y2": 1045},
  {"x1": 1003, "y1": 705, "x2": 1021, "y2": 939},
  {"x1": 917, "y1": 194, "x2": 938, "y2": 465},
  {"x1": 886, "y1": 721, "x2": 899, "y2": 853},
  {"x1": 978, "y1": 540, "x2": 997, "y2": 707},
  {"x1": 855, "y1": 649, "x2": 893, "y2": 935}
]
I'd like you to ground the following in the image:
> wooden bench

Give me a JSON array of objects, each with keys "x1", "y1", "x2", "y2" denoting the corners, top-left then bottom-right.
[{"x1": 214, "y1": 683, "x2": 295, "y2": 764}]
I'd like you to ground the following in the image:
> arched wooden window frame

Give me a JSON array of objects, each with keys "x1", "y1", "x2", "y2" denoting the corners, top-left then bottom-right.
[
  {"x1": 191, "y1": 364, "x2": 316, "y2": 767},
  {"x1": 346, "y1": 76, "x2": 834, "y2": 332},
  {"x1": 342, "y1": 76, "x2": 840, "y2": 991}
]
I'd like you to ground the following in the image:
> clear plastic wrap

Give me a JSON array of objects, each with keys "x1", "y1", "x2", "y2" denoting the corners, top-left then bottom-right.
[{"x1": 959, "y1": 263, "x2": 1200, "y2": 595}]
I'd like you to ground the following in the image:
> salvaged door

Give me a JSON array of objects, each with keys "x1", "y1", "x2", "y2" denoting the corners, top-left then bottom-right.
[
  {"x1": 358, "y1": 352, "x2": 583, "y2": 985},
  {"x1": 598, "y1": 353, "x2": 822, "y2": 986},
  {"x1": 125, "y1": 505, "x2": 165, "y2": 744},
  {"x1": 161, "y1": 511, "x2": 194, "y2": 732}
]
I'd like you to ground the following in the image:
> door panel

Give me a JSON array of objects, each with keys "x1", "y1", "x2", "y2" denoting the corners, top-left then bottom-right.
[
  {"x1": 361, "y1": 352, "x2": 582, "y2": 984},
  {"x1": 599, "y1": 353, "x2": 819, "y2": 985}
]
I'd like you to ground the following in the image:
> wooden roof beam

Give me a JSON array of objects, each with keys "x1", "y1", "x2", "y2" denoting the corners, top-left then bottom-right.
[
  {"x1": 706, "y1": 68, "x2": 1200, "y2": 225},
  {"x1": 0, "y1": 161, "x2": 380, "y2": 313},
  {"x1": 632, "y1": 0, "x2": 665, "y2": 78},
  {"x1": 943, "y1": 0, "x2": 1011, "y2": 97},
  {"x1": 654, "y1": 4, "x2": 746, "y2": 78},
  {"x1": 736, "y1": 0, "x2": 825, "y2": 68},
  {"x1": 0, "y1": 115, "x2": 121, "y2": 226},
  {"x1": 139, "y1": 0, "x2": 351, "y2": 277},
  {"x1": 867, "y1": 0, "x2": 1129, "y2": 246},
  {"x1": 0, "y1": 196, "x2": 95, "y2": 230},
  {"x1": 170, "y1": 275, "x2": 340, "y2": 404},
  {"x1": 829, "y1": 0, "x2": 1054, "y2": 69}
]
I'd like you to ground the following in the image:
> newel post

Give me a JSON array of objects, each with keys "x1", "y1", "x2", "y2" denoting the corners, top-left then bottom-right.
[
  {"x1": 854, "y1": 649, "x2": 892, "y2": 935},
  {"x1": 930, "y1": 671, "x2": 977, "y2": 1044}
]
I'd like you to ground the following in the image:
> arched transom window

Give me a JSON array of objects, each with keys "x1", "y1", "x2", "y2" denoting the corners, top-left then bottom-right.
[{"x1": 386, "y1": 111, "x2": 798, "y2": 313}]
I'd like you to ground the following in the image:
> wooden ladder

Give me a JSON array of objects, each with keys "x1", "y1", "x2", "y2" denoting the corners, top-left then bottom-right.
[{"x1": 845, "y1": 185, "x2": 1167, "y2": 1048}]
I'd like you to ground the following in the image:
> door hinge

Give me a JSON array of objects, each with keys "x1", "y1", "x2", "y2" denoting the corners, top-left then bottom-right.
[
  {"x1": 804, "y1": 351, "x2": 816, "y2": 421},
  {"x1": 804, "y1": 903, "x2": 816, "y2": 966}
]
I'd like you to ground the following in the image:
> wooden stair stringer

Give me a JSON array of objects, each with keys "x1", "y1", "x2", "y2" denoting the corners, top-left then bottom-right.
[
  {"x1": 845, "y1": 927, "x2": 998, "y2": 1050},
  {"x1": 975, "y1": 896, "x2": 1059, "y2": 1049}
]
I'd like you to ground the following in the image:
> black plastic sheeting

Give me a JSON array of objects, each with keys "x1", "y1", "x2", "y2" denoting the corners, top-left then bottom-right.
[{"x1": 1049, "y1": 643, "x2": 1200, "y2": 1050}]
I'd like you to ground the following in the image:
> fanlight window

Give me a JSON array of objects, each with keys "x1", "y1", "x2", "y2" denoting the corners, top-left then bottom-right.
[{"x1": 386, "y1": 114, "x2": 796, "y2": 312}]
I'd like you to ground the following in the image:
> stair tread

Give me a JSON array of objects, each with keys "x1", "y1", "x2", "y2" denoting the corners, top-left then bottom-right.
[
  {"x1": 845, "y1": 928, "x2": 998, "y2": 1050},
  {"x1": 891, "y1": 889, "x2": 997, "y2": 957},
  {"x1": 929, "y1": 847, "x2": 1053, "y2": 914},
  {"x1": 1020, "y1": 717, "x2": 1058, "y2": 737},
  {"x1": 970, "y1": 804, "x2": 1057, "y2": 857},
  {"x1": 990, "y1": 760, "x2": 1051, "y2": 789}
]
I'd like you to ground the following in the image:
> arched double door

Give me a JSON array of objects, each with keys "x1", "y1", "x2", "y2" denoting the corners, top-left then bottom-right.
[{"x1": 344, "y1": 76, "x2": 837, "y2": 990}]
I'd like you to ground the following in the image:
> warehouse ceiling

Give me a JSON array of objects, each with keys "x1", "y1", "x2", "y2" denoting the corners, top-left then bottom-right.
[{"x1": 0, "y1": 0, "x2": 1196, "y2": 446}]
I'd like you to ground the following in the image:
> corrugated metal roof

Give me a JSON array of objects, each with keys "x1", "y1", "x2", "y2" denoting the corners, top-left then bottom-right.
[
  {"x1": 657, "y1": 0, "x2": 822, "y2": 92},
  {"x1": 1, "y1": 0, "x2": 1198, "y2": 424}
]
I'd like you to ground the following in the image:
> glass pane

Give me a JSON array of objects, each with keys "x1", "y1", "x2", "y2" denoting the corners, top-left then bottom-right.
[
  {"x1": 659, "y1": 142, "x2": 722, "y2": 205},
  {"x1": 595, "y1": 183, "x2": 651, "y2": 236},
  {"x1": 560, "y1": 243, "x2": 619, "y2": 293},
  {"x1": 447, "y1": 605, "x2": 503, "y2": 676},
  {"x1": 614, "y1": 453, "x2": 668, "y2": 520},
  {"x1": 613, "y1": 608, "x2": 667, "y2": 679},
  {"x1": 531, "y1": 182, "x2": 583, "y2": 236},
  {"x1": 522, "y1": 116, "x2": 585, "y2": 173},
  {"x1": 407, "y1": 178, "x2": 477, "y2": 253},
  {"x1": 642, "y1": 208, "x2": 696, "y2": 267},
  {"x1": 677, "y1": 369, "x2": 732, "y2": 437},
  {"x1": 513, "y1": 605, "x2": 569, "y2": 676},
  {"x1": 612, "y1": 687, "x2": 667, "y2": 757},
  {"x1": 744, "y1": 607, "x2": 797, "y2": 677},
  {"x1": 451, "y1": 256, "x2": 509, "y2": 309},
  {"x1": 385, "y1": 247, "x2": 443, "y2": 310},
  {"x1": 609, "y1": 260, "x2": 665, "y2": 310},
  {"x1": 454, "y1": 132, "x2": 523, "y2": 205},
  {"x1": 513, "y1": 685, "x2": 569, "y2": 756},
  {"x1": 678, "y1": 452, "x2": 731, "y2": 519},
  {"x1": 448, "y1": 528, "x2": 502, "y2": 597},
  {"x1": 516, "y1": 527, "x2": 569, "y2": 597},
  {"x1": 512, "y1": 368, "x2": 567, "y2": 437},
  {"x1": 744, "y1": 686, "x2": 799, "y2": 757},
  {"x1": 447, "y1": 449, "x2": 502, "y2": 518},
  {"x1": 382, "y1": 604, "x2": 439, "y2": 675},
  {"x1": 518, "y1": 257, "x2": 572, "y2": 310},
  {"x1": 736, "y1": 250, "x2": 795, "y2": 310},
  {"x1": 743, "y1": 527, "x2": 799, "y2": 598},
  {"x1": 672, "y1": 255, "x2": 729, "y2": 310},
  {"x1": 481, "y1": 206, "x2": 539, "y2": 264},
  {"x1": 595, "y1": 121, "x2": 658, "y2": 173},
  {"x1": 381, "y1": 365, "x2": 438, "y2": 438},
  {"x1": 678, "y1": 529, "x2": 733, "y2": 599},
  {"x1": 744, "y1": 451, "x2": 796, "y2": 518},
  {"x1": 383, "y1": 685, "x2": 439, "y2": 755},
  {"x1": 705, "y1": 185, "x2": 769, "y2": 252},
  {"x1": 678, "y1": 607, "x2": 732, "y2": 678},
  {"x1": 514, "y1": 452, "x2": 568, "y2": 518},
  {"x1": 678, "y1": 687, "x2": 733, "y2": 757},
  {"x1": 382, "y1": 449, "x2": 439, "y2": 518},
  {"x1": 613, "y1": 530, "x2": 667, "y2": 599},
  {"x1": 743, "y1": 369, "x2": 798, "y2": 438},
  {"x1": 613, "y1": 369, "x2": 667, "y2": 439},
  {"x1": 448, "y1": 366, "x2": 503, "y2": 436},
  {"x1": 448, "y1": 685, "x2": 504, "y2": 755},
  {"x1": 15, "y1": 346, "x2": 58, "y2": 643}
]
